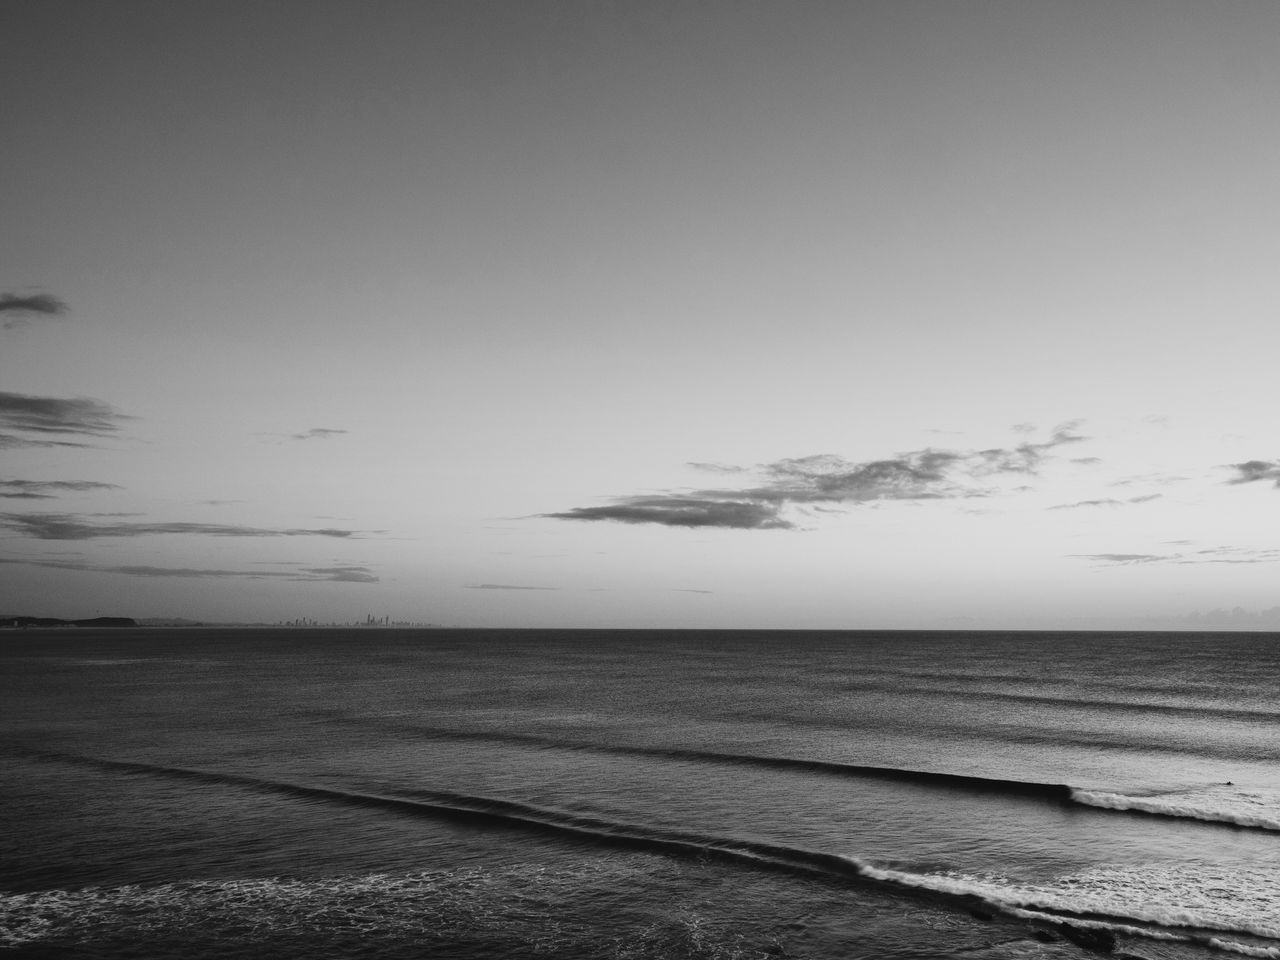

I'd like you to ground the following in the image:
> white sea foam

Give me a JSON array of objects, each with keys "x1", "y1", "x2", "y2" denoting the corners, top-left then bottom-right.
[
  {"x1": 0, "y1": 870, "x2": 507, "y2": 947},
  {"x1": 1205, "y1": 940, "x2": 1280, "y2": 959},
  {"x1": 851, "y1": 860, "x2": 1280, "y2": 955},
  {"x1": 0, "y1": 861, "x2": 678, "y2": 950},
  {"x1": 1071, "y1": 785, "x2": 1280, "y2": 831}
]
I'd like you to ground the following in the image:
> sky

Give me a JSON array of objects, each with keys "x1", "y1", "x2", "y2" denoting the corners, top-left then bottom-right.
[{"x1": 3, "y1": 0, "x2": 1279, "y2": 629}]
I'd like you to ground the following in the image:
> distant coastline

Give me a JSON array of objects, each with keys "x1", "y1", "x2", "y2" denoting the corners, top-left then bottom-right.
[
  {"x1": 0, "y1": 617, "x2": 444, "y2": 629},
  {"x1": 1, "y1": 616, "x2": 138, "y2": 628}
]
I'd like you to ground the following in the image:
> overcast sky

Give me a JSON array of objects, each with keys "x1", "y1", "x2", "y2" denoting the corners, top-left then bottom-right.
[{"x1": 3, "y1": 1, "x2": 1279, "y2": 627}]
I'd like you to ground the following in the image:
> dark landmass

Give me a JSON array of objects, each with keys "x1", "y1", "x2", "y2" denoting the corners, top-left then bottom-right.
[{"x1": 1, "y1": 615, "x2": 138, "y2": 628}]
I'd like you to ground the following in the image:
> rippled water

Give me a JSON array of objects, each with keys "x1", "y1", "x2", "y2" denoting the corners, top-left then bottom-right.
[{"x1": 2, "y1": 627, "x2": 1278, "y2": 959}]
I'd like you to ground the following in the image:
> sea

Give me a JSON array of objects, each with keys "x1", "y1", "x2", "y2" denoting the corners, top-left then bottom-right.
[{"x1": 1, "y1": 628, "x2": 1278, "y2": 960}]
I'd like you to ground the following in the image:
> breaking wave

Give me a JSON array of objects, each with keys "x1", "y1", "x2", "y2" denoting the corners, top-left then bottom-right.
[
  {"x1": 1071, "y1": 786, "x2": 1280, "y2": 831},
  {"x1": 334, "y1": 723, "x2": 1280, "y2": 832},
  {"x1": 8, "y1": 750, "x2": 1280, "y2": 958},
  {"x1": 857, "y1": 862, "x2": 1280, "y2": 957}
]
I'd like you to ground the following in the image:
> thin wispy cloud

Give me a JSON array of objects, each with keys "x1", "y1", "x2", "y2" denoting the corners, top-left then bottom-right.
[
  {"x1": 546, "y1": 498, "x2": 791, "y2": 530},
  {"x1": 297, "y1": 566, "x2": 379, "y2": 582},
  {"x1": 1070, "y1": 553, "x2": 1170, "y2": 565},
  {"x1": 0, "y1": 293, "x2": 66, "y2": 330},
  {"x1": 465, "y1": 583, "x2": 558, "y2": 591},
  {"x1": 0, "y1": 513, "x2": 360, "y2": 540},
  {"x1": 289, "y1": 428, "x2": 349, "y2": 441},
  {"x1": 546, "y1": 424, "x2": 1088, "y2": 530},
  {"x1": 1109, "y1": 473, "x2": 1186, "y2": 488},
  {"x1": 0, "y1": 392, "x2": 130, "y2": 447},
  {"x1": 0, "y1": 434, "x2": 94, "y2": 450},
  {"x1": 1226, "y1": 460, "x2": 1280, "y2": 487},
  {"x1": 1048, "y1": 494, "x2": 1162, "y2": 510},
  {"x1": 1180, "y1": 547, "x2": 1280, "y2": 565},
  {"x1": 1072, "y1": 546, "x2": 1280, "y2": 566},
  {"x1": 687, "y1": 461, "x2": 747, "y2": 474},
  {"x1": 0, "y1": 480, "x2": 121, "y2": 500},
  {"x1": 0, "y1": 557, "x2": 378, "y2": 582}
]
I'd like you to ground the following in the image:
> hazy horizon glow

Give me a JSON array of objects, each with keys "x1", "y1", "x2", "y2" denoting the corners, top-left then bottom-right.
[{"x1": 3, "y1": 1, "x2": 1279, "y2": 628}]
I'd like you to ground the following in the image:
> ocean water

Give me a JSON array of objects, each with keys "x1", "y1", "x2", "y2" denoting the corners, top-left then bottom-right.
[{"x1": 1, "y1": 628, "x2": 1278, "y2": 959}]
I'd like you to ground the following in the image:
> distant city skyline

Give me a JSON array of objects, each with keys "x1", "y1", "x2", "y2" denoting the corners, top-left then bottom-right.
[{"x1": 3, "y1": 1, "x2": 1279, "y2": 628}]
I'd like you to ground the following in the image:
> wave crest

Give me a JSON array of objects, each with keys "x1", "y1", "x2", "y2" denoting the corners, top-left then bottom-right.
[
  {"x1": 1071, "y1": 786, "x2": 1280, "y2": 831},
  {"x1": 856, "y1": 862, "x2": 1280, "y2": 956}
]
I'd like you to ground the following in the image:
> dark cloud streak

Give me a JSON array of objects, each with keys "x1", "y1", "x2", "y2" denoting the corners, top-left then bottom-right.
[
  {"x1": 0, "y1": 293, "x2": 66, "y2": 329},
  {"x1": 0, "y1": 434, "x2": 93, "y2": 450},
  {"x1": 297, "y1": 566, "x2": 378, "y2": 582},
  {"x1": 0, "y1": 392, "x2": 129, "y2": 440},
  {"x1": 0, "y1": 480, "x2": 121, "y2": 500},
  {"x1": 545, "y1": 498, "x2": 791, "y2": 530},
  {"x1": 0, "y1": 557, "x2": 377, "y2": 582},
  {"x1": 0, "y1": 513, "x2": 360, "y2": 540},
  {"x1": 546, "y1": 423, "x2": 1088, "y2": 530},
  {"x1": 465, "y1": 583, "x2": 558, "y2": 590},
  {"x1": 290, "y1": 428, "x2": 349, "y2": 441}
]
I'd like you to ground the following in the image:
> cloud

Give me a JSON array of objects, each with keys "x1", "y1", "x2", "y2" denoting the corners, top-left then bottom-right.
[
  {"x1": 0, "y1": 434, "x2": 95, "y2": 450},
  {"x1": 290, "y1": 428, "x2": 349, "y2": 441},
  {"x1": 1048, "y1": 494, "x2": 1162, "y2": 510},
  {"x1": 0, "y1": 392, "x2": 130, "y2": 444},
  {"x1": 735, "y1": 450, "x2": 970, "y2": 503},
  {"x1": 0, "y1": 513, "x2": 360, "y2": 540},
  {"x1": 1226, "y1": 460, "x2": 1280, "y2": 487},
  {"x1": 1070, "y1": 546, "x2": 1280, "y2": 566},
  {"x1": 465, "y1": 583, "x2": 558, "y2": 590},
  {"x1": 0, "y1": 293, "x2": 66, "y2": 329},
  {"x1": 1181, "y1": 546, "x2": 1280, "y2": 565},
  {"x1": 0, "y1": 480, "x2": 121, "y2": 500},
  {"x1": 545, "y1": 423, "x2": 1088, "y2": 530},
  {"x1": 1110, "y1": 472, "x2": 1186, "y2": 488},
  {"x1": 1070, "y1": 553, "x2": 1167, "y2": 565},
  {"x1": 0, "y1": 557, "x2": 378, "y2": 582},
  {"x1": 687, "y1": 461, "x2": 746, "y2": 474},
  {"x1": 545, "y1": 497, "x2": 792, "y2": 530},
  {"x1": 297, "y1": 566, "x2": 379, "y2": 582},
  {"x1": 106, "y1": 564, "x2": 377, "y2": 581},
  {"x1": 969, "y1": 422, "x2": 1087, "y2": 476}
]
